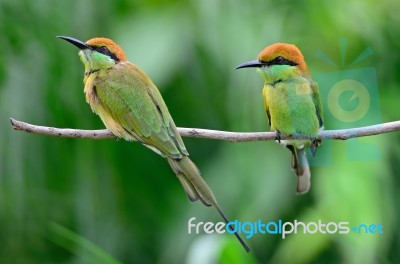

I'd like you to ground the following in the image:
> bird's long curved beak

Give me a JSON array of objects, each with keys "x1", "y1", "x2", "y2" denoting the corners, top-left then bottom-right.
[
  {"x1": 235, "y1": 60, "x2": 266, "y2": 70},
  {"x1": 56, "y1": 36, "x2": 93, "y2": 50}
]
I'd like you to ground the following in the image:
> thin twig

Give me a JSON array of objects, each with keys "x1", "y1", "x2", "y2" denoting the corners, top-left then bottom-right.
[{"x1": 9, "y1": 118, "x2": 400, "y2": 142}]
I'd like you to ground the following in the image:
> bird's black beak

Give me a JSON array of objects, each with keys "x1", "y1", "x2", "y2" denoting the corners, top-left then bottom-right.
[
  {"x1": 56, "y1": 36, "x2": 93, "y2": 50},
  {"x1": 235, "y1": 60, "x2": 267, "y2": 70}
]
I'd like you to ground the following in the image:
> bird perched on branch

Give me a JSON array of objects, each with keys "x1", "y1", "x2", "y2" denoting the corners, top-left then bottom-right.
[
  {"x1": 236, "y1": 43, "x2": 323, "y2": 194},
  {"x1": 57, "y1": 36, "x2": 249, "y2": 252}
]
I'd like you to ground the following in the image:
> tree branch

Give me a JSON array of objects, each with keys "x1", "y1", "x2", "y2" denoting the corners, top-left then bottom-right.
[{"x1": 9, "y1": 118, "x2": 400, "y2": 142}]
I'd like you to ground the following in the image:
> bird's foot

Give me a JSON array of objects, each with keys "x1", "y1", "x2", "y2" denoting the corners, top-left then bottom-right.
[
  {"x1": 276, "y1": 130, "x2": 282, "y2": 143},
  {"x1": 310, "y1": 138, "x2": 321, "y2": 157}
]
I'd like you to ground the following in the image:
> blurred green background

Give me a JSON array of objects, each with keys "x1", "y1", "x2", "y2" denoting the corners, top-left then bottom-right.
[{"x1": 1, "y1": 0, "x2": 400, "y2": 263}]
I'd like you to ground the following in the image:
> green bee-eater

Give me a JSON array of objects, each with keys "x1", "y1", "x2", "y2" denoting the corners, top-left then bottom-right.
[
  {"x1": 235, "y1": 43, "x2": 323, "y2": 194},
  {"x1": 57, "y1": 36, "x2": 249, "y2": 252}
]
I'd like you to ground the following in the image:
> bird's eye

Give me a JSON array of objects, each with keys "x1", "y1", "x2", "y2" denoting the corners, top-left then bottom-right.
[
  {"x1": 276, "y1": 56, "x2": 284, "y2": 62},
  {"x1": 94, "y1": 45, "x2": 119, "y2": 61},
  {"x1": 98, "y1": 46, "x2": 110, "y2": 54}
]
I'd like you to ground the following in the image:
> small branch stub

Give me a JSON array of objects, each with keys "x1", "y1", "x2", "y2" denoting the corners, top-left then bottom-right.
[{"x1": 9, "y1": 118, "x2": 400, "y2": 142}]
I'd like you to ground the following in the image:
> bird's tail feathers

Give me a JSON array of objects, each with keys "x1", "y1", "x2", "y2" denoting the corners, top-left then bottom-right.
[
  {"x1": 290, "y1": 146, "x2": 311, "y2": 194},
  {"x1": 167, "y1": 156, "x2": 214, "y2": 207},
  {"x1": 167, "y1": 156, "x2": 250, "y2": 252}
]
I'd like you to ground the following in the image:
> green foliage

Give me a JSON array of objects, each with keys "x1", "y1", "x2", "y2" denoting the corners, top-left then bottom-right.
[
  {"x1": 49, "y1": 222, "x2": 123, "y2": 264},
  {"x1": 1, "y1": 0, "x2": 399, "y2": 263}
]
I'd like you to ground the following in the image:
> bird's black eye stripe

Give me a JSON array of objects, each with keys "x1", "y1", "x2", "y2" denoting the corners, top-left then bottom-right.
[
  {"x1": 98, "y1": 46, "x2": 109, "y2": 53},
  {"x1": 92, "y1": 45, "x2": 119, "y2": 61},
  {"x1": 268, "y1": 56, "x2": 298, "y2": 66}
]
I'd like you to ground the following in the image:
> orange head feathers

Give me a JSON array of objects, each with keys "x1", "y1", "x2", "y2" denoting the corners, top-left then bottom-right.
[
  {"x1": 85, "y1": 37, "x2": 127, "y2": 62},
  {"x1": 57, "y1": 36, "x2": 127, "y2": 63},
  {"x1": 235, "y1": 43, "x2": 309, "y2": 75},
  {"x1": 257, "y1": 43, "x2": 308, "y2": 74}
]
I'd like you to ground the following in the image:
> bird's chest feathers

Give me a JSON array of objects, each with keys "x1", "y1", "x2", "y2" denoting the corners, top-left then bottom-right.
[
  {"x1": 265, "y1": 80, "x2": 312, "y2": 107},
  {"x1": 263, "y1": 79, "x2": 317, "y2": 136},
  {"x1": 84, "y1": 73, "x2": 100, "y2": 107},
  {"x1": 83, "y1": 73, "x2": 107, "y2": 118},
  {"x1": 83, "y1": 72, "x2": 131, "y2": 139}
]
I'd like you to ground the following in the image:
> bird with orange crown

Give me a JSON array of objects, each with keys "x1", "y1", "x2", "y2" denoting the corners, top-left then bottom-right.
[
  {"x1": 57, "y1": 36, "x2": 250, "y2": 252},
  {"x1": 236, "y1": 43, "x2": 324, "y2": 194}
]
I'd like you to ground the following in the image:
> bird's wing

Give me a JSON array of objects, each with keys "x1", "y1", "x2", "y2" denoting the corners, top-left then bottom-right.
[
  {"x1": 146, "y1": 83, "x2": 189, "y2": 156},
  {"x1": 94, "y1": 63, "x2": 188, "y2": 158},
  {"x1": 262, "y1": 86, "x2": 271, "y2": 126},
  {"x1": 310, "y1": 81, "x2": 324, "y2": 128}
]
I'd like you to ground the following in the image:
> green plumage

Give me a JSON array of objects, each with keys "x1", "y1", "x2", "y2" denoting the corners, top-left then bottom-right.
[
  {"x1": 93, "y1": 63, "x2": 188, "y2": 158},
  {"x1": 261, "y1": 68, "x2": 323, "y2": 194},
  {"x1": 262, "y1": 75, "x2": 322, "y2": 142},
  {"x1": 236, "y1": 43, "x2": 324, "y2": 194},
  {"x1": 92, "y1": 62, "x2": 217, "y2": 206},
  {"x1": 57, "y1": 36, "x2": 249, "y2": 252}
]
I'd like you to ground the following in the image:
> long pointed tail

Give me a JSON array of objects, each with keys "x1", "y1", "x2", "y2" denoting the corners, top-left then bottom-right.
[
  {"x1": 288, "y1": 146, "x2": 311, "y2": 194},
  {"x1": 167, "y1": 156, "x2": 250, "y2": 253}
]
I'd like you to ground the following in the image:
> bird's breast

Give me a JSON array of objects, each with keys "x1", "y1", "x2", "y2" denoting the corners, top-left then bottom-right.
[
  {"x1": 84, "y1": 73, "x2": 98, "y2": 105},
  {"x1": 263, "y1": 79, "x2": 319, "y2": 136},
  {"x1": 83, "y1": 72, "x2": 136, "y2": 141}
]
